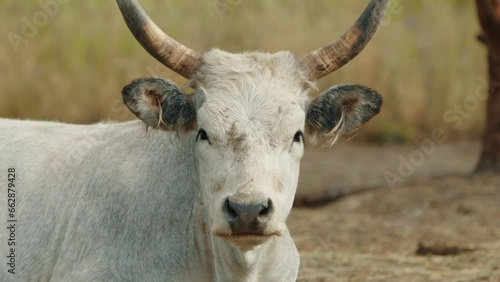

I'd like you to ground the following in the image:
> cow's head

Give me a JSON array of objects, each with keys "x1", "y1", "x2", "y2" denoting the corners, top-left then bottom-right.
[{"x1": 117, "y1": 0, "x2": 387, "y2": 249}]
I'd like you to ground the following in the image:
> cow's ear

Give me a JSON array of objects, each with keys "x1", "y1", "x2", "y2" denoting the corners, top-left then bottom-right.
[
  {"x1": 122, "y1": 77, "x2": 196, "y2": 132},
  {"x1": 305, "y1": 84, "x2": 382, "y2": 146}
]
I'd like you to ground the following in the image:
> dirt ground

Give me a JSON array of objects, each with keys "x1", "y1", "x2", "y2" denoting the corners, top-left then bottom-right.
[{"x1": 290, "y1": 141, "x2": 500, "y2": 281}]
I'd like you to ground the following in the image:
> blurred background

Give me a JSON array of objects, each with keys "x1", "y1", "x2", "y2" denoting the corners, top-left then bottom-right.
[{"x1": 0, "y1": 0, "x2": 485, "y2": 142}]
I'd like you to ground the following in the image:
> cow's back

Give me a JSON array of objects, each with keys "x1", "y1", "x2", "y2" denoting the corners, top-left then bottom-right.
[{"x1": 0, "y1": 119, "x2": 201, "y2": 281}]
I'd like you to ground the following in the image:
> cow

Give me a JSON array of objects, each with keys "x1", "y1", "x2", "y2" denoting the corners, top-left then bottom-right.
[{"x1": 0, "y1": 0, "x2": 389, "y2": 281}]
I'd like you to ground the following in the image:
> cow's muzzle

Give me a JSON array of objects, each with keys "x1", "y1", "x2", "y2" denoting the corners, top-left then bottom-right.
[{"x1": 223, "y1": 197, "x2": 273, "y2": 235}]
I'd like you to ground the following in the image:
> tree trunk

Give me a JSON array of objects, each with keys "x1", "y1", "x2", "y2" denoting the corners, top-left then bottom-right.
[{"x1": 475, "y1": 0, "x2": 500, "y2": 173}]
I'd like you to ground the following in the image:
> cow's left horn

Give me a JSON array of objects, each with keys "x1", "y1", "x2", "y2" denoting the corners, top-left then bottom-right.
[
  {"x1": 300, "y1": 0, "x2": 390, "y2": 81},
  {"x1": 116, "y1": 0, "x2": 201, "y2": 79}
]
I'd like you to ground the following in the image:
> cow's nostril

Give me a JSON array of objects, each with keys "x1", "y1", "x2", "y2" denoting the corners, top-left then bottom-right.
[
  {"x1": 259, "y1": 206, "x2": 269, "y2": 216},
  {"x1": 258, "y1": 199, "x2": 273, "y2": 217},
  {"x1": 224, "y1": 198, "x2": 238, "y2": 222}
]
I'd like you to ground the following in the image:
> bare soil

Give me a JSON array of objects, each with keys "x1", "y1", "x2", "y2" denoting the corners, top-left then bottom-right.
[{"x1": 290, "y1": 141, "x2": 500, "y2": 281}]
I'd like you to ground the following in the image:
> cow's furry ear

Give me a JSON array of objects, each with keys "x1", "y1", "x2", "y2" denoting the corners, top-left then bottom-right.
[
  {"x1": 305, "y1": 84, "x2": 382, "y2": 146},
  {"x1": 122, "y1": 77, "x2": 196, "y2": 132}
]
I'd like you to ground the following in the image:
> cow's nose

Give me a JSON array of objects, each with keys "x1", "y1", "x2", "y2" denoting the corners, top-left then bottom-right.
[{"x1": 223, "y1": 198, "x2": 273, "y2": 231}]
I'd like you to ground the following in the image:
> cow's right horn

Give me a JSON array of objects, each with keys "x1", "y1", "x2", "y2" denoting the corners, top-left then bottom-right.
[{"x1": 117, "y1": 0, "x2": 202, "y2": 79}]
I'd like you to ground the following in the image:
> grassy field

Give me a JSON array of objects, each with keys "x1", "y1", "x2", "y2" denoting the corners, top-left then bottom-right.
[{"x1": 0, "y1": 0, "x2": 486, "y2": 142}]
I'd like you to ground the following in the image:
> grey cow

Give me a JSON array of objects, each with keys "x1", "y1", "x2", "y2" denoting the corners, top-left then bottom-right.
[{"x1": 0, "y1": 0, "x2": 389, "y2": 281}]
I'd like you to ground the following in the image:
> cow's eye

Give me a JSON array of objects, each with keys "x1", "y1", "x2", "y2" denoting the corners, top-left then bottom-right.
[
  {"x1": 293, "y1": 131, "x2": 304, "y2": 143},
  {"x1": 196, "y1": 129, "x2": 211, "y2": 144}
]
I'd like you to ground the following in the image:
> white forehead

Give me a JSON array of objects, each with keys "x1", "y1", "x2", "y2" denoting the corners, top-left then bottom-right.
[{"x1": 191, "y1": 49, "x2": 313, "y2": 144}]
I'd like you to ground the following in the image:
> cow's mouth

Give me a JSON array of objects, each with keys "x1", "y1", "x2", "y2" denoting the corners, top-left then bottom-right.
[
  {"x1": 214, "y1": 229, "x2": 281, "y2": 247},
  {"x1": 232, "y1": 232, "x2": 268, "y2": 237},
  {"x1": 214, "y1": 229, "x2": 281, "y2": 238},
  {"x1": 230, "y1": 232, "x2": 275, "y2": 239},
  {"x1": 222, "y1": 233, "x2": 276, "y2": 248}
]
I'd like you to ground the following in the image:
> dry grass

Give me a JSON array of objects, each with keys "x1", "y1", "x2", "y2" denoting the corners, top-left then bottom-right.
[{"x1": 0, "y1": 0, "x2": 487, "y2": 142}]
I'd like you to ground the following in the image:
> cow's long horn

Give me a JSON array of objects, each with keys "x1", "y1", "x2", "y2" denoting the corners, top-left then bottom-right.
[
  {"x1": 300, "y1": 0, "x2": 390, "y2": 81},
  {"x1": 116, "y1": 0, "x2": 201, "y2": 79}
]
